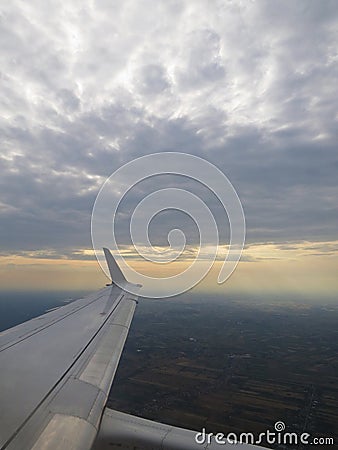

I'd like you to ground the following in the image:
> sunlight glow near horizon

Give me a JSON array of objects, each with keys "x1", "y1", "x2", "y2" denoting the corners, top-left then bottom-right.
[{"x1": 1, "y1": 241, "x2": 337, "y2": 297}]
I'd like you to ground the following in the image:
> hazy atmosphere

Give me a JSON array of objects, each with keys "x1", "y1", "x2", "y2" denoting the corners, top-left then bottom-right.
[{"x1": 1, "y1": 1, "x2": 338, "y2": 295}]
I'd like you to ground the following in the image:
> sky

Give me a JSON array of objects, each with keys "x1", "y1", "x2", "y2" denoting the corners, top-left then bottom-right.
[{"x1": 1, "y1": 1, "x2": 338, "y2": 296}]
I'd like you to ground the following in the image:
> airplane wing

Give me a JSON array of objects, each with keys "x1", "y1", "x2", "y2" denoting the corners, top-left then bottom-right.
[
  {"x1": 0, "y1": 249, "x2": 265, "y2": 450},
  {"x1": 0, "y1": 248, "x2": 139, "y2": 450}
]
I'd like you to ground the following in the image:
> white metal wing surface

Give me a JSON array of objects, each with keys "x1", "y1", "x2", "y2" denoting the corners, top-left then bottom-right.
[{"x1": 0, "y1": 249, "x2": 139, "y2": 450}]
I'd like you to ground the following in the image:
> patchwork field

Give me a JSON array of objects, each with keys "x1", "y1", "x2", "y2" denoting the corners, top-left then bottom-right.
[{"x1": 108, "y1": 295, "x2": 338, "y2": 448}]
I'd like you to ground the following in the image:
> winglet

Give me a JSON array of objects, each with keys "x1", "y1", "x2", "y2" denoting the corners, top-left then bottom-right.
[{"x1": 103, "y1": 248, "x2": 127, "y2": 286}]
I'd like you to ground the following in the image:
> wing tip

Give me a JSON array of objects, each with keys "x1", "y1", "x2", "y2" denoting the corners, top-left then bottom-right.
[
  {"x1": 103, "y1": 248, "x2": 142, "y2": 289},
  {"x1": 103, "y1": 248, "x2": 126, "y2": 285}
]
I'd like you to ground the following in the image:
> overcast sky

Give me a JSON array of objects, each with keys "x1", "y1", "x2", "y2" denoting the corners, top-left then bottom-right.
[{"x1": 1, "y1": 0, "x2": 338, "y2": 261}]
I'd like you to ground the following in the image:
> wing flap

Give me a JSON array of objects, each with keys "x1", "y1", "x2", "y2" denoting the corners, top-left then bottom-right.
[
  {"x1": 79, "y1": 297, "x2": 136, "y2": 391},
  {"x1": 30, "y1": 415, "x2": 97, "y2": 450}
]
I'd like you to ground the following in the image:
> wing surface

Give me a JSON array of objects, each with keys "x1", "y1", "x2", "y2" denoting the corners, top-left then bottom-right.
[{"x1": 0, "y1": 250, "x2": 139, "y2": 450}]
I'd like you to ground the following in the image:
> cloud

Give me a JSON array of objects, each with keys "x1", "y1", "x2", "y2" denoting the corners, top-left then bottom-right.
[{"x1": 0, "y1": 1, "x2": 338, "y2": 256}]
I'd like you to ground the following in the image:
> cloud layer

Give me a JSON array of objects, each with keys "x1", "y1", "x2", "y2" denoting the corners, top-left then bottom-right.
[{"x1": 1, "y1": 1, "x2": 338, "y2": 254}]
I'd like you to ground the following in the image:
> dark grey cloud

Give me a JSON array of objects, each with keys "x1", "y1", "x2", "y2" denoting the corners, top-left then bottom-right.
[
  {"x1": 0, "y1": 1, "x2": 338, "y2": 255},
  {"x1": 137, "y1": 64, "x2": 170, "y2": 95}
]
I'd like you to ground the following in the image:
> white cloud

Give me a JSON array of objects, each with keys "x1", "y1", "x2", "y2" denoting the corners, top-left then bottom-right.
[{"x1": 1, "y1": 0, "x2": 338, "y2": 252}]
